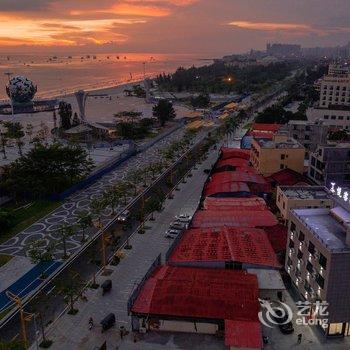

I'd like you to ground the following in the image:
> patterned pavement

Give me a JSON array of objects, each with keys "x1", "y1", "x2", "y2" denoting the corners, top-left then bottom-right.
[{"x1": 0, "y1": 127, "x2": 197, "y2": 260}]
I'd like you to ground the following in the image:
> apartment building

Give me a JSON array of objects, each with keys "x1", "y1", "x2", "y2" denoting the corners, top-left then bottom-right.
[
  {"x1": 250, "y1": 134, "x2": 305, "y2": 177},
  {"x1": 286, "y1": 204, "x2": 350, "y2": 337},
  {"x1": 308, "y1": 144, "x2": 350, "y2": 187},
  {"x1": 307, "y1": 63, "x2": 350, "y2": 129},
  {"x1": 276, "y1": 186, "x2": 333, "y2": 222}
]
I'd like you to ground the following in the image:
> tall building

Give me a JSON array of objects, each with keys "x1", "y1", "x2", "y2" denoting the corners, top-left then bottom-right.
[
  {"x1": 266, "y1": 43, "x2": 301, "y2": 58},
  {"x1": 307, "y1": 63, "x2": 350, "y2": 129},
  {"x1": 308, "y1": 144, "x2": 350, "y2": 187},
  {"x1": 286, "y1": 202, "x2": 350, "y2": 337},
  {"x1": 250, "y1": 133, "x2": 305, "y2": 177}
]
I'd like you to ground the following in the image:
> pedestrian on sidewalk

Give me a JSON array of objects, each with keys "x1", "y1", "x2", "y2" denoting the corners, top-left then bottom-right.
[
  {"x1": 88, "y1": 317, "x2": 94, "y2": 330},
  {"x1": 297, "y1": 333, "x2": 302, "y2": 344}
]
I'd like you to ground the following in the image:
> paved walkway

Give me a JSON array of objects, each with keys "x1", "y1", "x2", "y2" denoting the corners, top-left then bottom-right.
[
  {"x1": 0, "y1": 127, "x2": 195, "y2": 261},
  {"x1": 36, "y1": 147, "x2": 220, "y2": 350}
]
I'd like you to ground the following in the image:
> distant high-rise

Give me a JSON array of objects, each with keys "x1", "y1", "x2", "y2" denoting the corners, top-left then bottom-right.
[{"x1": 266, "y1": 43, "x2": 301, "y2": 58}]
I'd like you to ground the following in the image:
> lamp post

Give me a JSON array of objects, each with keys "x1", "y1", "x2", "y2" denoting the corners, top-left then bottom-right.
[{"x1": 4, "y1": 72, "x2": 14, "y2": 118}]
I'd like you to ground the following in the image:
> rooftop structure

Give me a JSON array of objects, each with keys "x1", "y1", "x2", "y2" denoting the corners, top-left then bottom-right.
[
  {"x1": 250, "y1": 134, "x2": 306, "y2": 177},
  {"x1": 130, "y1": 266, "x2": 260, "y2": 342},
  {"x1": 225, "y1": 320, "x2": 262, "y2": 349},
  {"x1": 292, "y1": 207, "x2": 350, "y2": 252},
  {"x1": 286, "y1": 204, "x2": 350, "y2": 334},
  {"x1": 168, "y1": 227, "x2": 280, "y2": 269},
  {"x1": 191, "y1": 209, "x2": 278, "y2": 228},
  {"x1": 203, "y1": 197, "x2": 267, "y2": 211},
  {"x1": 267, "y1": 168, "x2": 311, "y2": 188},
  {"x1": 220, "y1": 147, "x2": 250, "y2": 160}
]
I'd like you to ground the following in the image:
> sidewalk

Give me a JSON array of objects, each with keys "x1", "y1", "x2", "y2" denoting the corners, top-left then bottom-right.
[{"x1": 36, "y1": 147, "x2": 220, "y2": 350}]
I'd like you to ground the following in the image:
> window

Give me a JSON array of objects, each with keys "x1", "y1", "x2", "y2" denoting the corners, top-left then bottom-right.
[
  {"x1": 280, "y1": 164, "x2": 284, "y2": 169},
  {"x1": 291, "y1": 222, "x2": 296, "y2": 232},
  {"x1": 338, "y1": 116, "x2": 344, "y2": 120},
  {"x1": 316, "y1": 273, "x2": 325, "y2": 289},
  {"x1": 305, "y1": 126, "x2": 311, "y2": 131},
  {"x1": 297, "y1": 250, "x2": 303, "y2": 259},
  {"x1": 305, "y1": 135, "x2": 310, "y2": 140},
  {"x1": 331, "y1": 115, "x2": 336, "y2": 120},
  {"x1": 289, "y1": 240, "x2": 294, "y2": 248},
  {"x1": 308, "y1": 241, "x2": 315, "y2": 254},
  {"x1": 319, "y1": 254, "x2": 327, "y2": 269},
  {"x1": 299, "y1": 231, "x2": 305, "y2": 242},
  {"x1": 281, "y1": 154, "x2": 286, "y2": 160},
  {"x1": 311, "y1": 157, "x2": 316, "y2": 166},
  {"x1": 306, "y1": 261, "x2": 314, "y2": 274}
]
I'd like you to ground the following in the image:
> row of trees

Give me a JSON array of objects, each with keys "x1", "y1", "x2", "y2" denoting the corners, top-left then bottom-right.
[
  {"x1": 156, "y1": 61, "x2": 299, "y2": 94},
  {"x1": 1, "y1": 142, "x2": 94, "y2": 200}
]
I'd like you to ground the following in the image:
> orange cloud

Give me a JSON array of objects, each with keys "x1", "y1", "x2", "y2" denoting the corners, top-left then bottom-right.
[{"x1": 228, "y1": 21, "x2": 312, "y2": 32}]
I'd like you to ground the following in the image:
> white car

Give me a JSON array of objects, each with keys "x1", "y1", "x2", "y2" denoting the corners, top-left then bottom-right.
[{"x1": 175, "y1": 214, "x2": 192, "y2": 223}]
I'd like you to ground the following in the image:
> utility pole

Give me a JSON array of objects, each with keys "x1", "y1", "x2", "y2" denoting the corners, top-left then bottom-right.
[
  {"x1": 5, "y1": 291, "x2": 27, "y2": 348},
  {"x1": 4, "y1": 72, "x2": 14, "y2": 118}
]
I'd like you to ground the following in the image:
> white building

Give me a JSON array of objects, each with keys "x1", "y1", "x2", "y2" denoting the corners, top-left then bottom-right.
[{"x1": 307, "y1": 64, "x2": 350, "y2": 129}]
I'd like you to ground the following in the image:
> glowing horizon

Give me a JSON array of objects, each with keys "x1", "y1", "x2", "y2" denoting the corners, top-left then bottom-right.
[{"x1": 0, "y1": 0, "x2": 348, "y2": 54}]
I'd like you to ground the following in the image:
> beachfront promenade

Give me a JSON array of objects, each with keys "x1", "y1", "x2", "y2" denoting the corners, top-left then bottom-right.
[
  {"x1": 33, "y1": 144, "x2": 221, "y2": 350},
  {"x1": 0, "y1": 126, "x2": 203, "y2": 287}
]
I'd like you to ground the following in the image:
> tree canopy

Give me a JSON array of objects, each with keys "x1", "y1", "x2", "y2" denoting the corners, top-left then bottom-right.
[
  {"x1": 153, "y1": 100, "x2": 176, "y2": 126},
  {"x1": 1, "y1": 143, "x2": 94, "y2": 199}
]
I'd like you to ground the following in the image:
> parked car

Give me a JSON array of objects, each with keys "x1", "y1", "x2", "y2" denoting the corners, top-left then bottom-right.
[
  {"x1": 117, "y1": 210, "x2": 130, "y2": 222},
  {"x1": 175, "y1": 214, "x2": 192, "y2": 223},
  {"x1": 165, "y1": 229, "x2": 182, "y2": 235},
  {"x1": 100, "y1": 313, "x2": 116, "y2": 332},
  {"x1": 164, "y1": 233, "x2": 176, "y2": 239},
  {"x1": 273, "y1": 309, "x2": 294, "y2": 334},
  {"x1": 170, "y1": 222, "x2": 187, "y2": 230}
]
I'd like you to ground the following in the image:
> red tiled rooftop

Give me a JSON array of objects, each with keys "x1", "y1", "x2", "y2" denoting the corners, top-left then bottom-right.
[
  {"x1": 216, "y1": 158, "x2": 251, "y2": 169},
  {"x1": 220, "y1": 147, "x2": 251, "y2": 160},
  {"x1": 210, "y1": 171, "x2": 270, "y2": 185},
  {"x1": 251, "y1": 123, "x2": 283, "y2": 133},
  {"x1": 168, "y1": 227, "x2": 280, "y2": 268},
  {"x1": 225, "y1": 320, "x2": 262, "y2": 349},
  {"x1": 191, "y1": 209, "x2": 278, "y2": 228},
  {"x1": 203, "y1": 197, "x2": 267, "y2": 211},
  {"x1": 267, "y1": 168, "x2": 312, "y2": 187},
  {"x1": 264, "y1": 224, "x2": 288, "y2": 253},
  {"x1": 132, "y1": 266, "x2": 259, "y2": 322},
  {"x1": 204, "y1": 181, "x2": 251, "y2": 197}
]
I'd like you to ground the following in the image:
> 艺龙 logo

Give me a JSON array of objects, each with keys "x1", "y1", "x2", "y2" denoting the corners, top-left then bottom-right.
[{"x1": 258, "y1": 299, "x2": 293, "y2": 328}]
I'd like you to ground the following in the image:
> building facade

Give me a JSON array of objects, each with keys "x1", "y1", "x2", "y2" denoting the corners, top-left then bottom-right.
[
  {"x1": 276, "y1": 186, "x2": 333, "y2": 222},
  {"x1": 308, "y1": 144, "x2": 350, "y2": 187},
  {"x1": 282, "y1": 120, "x2": 329, "y2": 158},
  {"x1": 250, "y1": 134, "x2": 305, "y2": 177},
  {"x1": 286, "y1": 205, "x2": 350, "y2": 337},
  {"x1": 307, "y1": 63, "x2": 350, "y2": 129}
]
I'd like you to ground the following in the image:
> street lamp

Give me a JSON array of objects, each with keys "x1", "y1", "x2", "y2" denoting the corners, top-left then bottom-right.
[{"x1": 4, "y1": 72, "x2": 14, "y2": 118}]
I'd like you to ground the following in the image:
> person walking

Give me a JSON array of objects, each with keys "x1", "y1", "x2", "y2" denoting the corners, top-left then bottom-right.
[
  {"x1": 88, "y1": 317, "x2": 94, "y2": 330},
  {"x1": 297, "y1": 333, "x2": 302, "y2": 344}
]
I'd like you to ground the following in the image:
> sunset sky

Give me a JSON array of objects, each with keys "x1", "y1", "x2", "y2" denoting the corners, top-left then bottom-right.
[{"x1": 0, "y1": 0, "x2": 349, "y2": 55}]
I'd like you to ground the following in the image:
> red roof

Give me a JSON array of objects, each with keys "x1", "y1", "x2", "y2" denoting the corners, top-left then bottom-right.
[
  {"x1": 210, "y1": 171, "x2": 269, "y2": 185},
  {"x1": 132, "y1": 266, "x2": 259, "y2": 322},
  {"x1": 204, "y1": 181, "x2": 250, "y2": 197},
  {"x1": 251, "y1": 123, "x2": 283, "y2": 133},
  {"x1": 264, "y1": 224, "x2": 288, "y2": 253},
  {"x1": 216, "y1": 158, "x2": 250, "y2": 169},
  {"x1": 267, "y1": 168, "x2": 311, "y2": 187},
  {"x1": 220, "y1": 147, "x2": 251, "y2": 160},
  {"x1": 203, "y1": 197, "x2": 267, "y2": 211},
  {"x1": 225, "y1": 320, "x2": 262, "y2": 349},
  {"x1": 168, "y1": 227, "x2": 280, "y2": 268},
  {"x1": 191, "y1": 210, "x2": 278, "y2": 228}
]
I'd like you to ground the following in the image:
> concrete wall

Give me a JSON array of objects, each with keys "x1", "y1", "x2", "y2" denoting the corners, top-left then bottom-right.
[{"x1": 148, "y1": 319, "x2": 218, "y2": 334}]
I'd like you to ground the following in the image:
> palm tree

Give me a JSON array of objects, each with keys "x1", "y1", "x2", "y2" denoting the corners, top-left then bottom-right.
[
  {"x1": 76, "y1": 211, "x2": 93, "y2": 242},
  {"x1": 27, "y1": 239, "x2": 54, "y2": 279},
  {"x1": 59, "y1": 270, "x2": 84, "y2": 315},
  {"x1": 90, "y1": 198, "x2": 106, "y2": 227},
  {"x1": 56, "y1": 223, "x2": 75, "y2": 259},
  {"x1": 103, "y1": 187, "x2": 121, "y2": 215}
]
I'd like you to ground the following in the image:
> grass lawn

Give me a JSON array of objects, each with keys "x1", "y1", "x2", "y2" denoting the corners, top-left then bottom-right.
[
  {"x1": 0, "y1": 254, "x2": 12, "y2": 267},
  {"x1": 1, "y1": 200, "x2": 62, "y2": 244}
]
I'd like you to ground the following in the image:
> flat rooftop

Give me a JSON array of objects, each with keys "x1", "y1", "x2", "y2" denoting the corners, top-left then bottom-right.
[
  {"x1": 292, "y1": 207, "x2": 350, "y2": 252},
  {"x1": 255, "y1": 137, "x2": 303, "y2": 149},
  {"x1": 279, "y1": 186, "x2": 331, "y2": 200}
]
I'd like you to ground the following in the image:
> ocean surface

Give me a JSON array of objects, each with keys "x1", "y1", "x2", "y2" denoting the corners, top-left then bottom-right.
[{"x1": 0, "y1": 53, "x2": 210, "y2": 100}]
